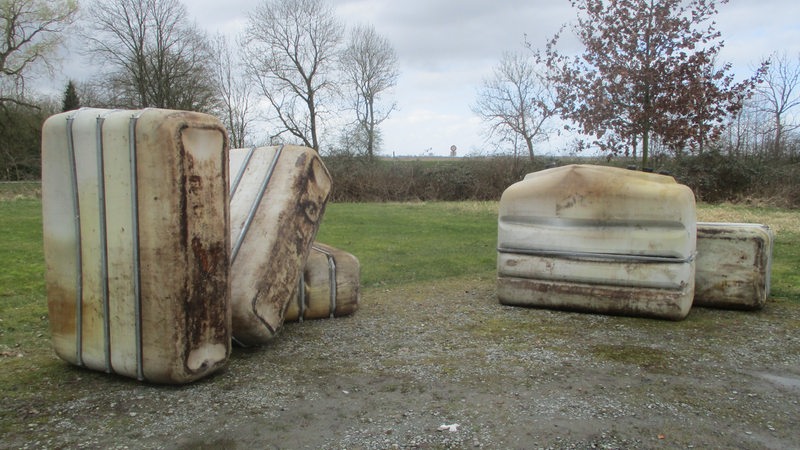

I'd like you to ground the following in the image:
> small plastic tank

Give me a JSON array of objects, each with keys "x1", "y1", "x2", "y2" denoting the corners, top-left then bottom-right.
[
  {"x1": 285, "y1": 242, "x2": 360, "y2": 322},
  {"x1": 694, "y1": 222, "x2": 774, "y2": 310}
]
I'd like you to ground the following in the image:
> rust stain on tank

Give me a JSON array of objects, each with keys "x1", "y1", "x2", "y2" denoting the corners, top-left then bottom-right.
[
  {"x1": 499, "y1": 277, "x2": 687, "y2": 320},
  {"x1": 47, "y1": 285, "x2": 77, "y2": 339},
  {"x1": 185, "y1": 238, "x2": 229, "y2": 335},
  {"x1": 188, "y1": 175, "x2": 203, "y2": 195},
  {"x1": 191, "y1": 236, "x2": 221, "y2": 275},
  {"x1": 249, "y1": 152, "x2": 331, "y2": 336},
  {"x1": 178, "y1": 121, "x2": 231, "y2": 374},
  {"x1": 555, "y1": 193, "x2": 584, "y2": 214}
]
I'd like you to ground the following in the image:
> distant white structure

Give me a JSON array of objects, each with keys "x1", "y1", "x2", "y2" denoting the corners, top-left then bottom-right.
[{"x1": 450, "y1": 145, "x2": 457, "y2": 157}]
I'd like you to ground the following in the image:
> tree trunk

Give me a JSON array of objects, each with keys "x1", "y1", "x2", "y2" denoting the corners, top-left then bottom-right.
[
  {"x1": 525, "y1": 135, "x2": 534, "y2": 162},
  {"x1": 774, "y1": 112, "x2": 783, "y2": 157},
  {"x1": 366, "y1": 99, "x2": 375, "y2": 159},
  {"x1": 308, "y1": 90, "x2": 319, "y2": 152}
]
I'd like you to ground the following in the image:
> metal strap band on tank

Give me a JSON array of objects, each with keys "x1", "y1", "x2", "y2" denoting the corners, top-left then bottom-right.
[
  {"x1": 66, "y1": 113, "x2": 84, "y2": 367},
  {"x1": 231, "y1": 144, "x2": 285, "y2": 263},
  {"x1": 129, "y1": 111, "x2": 145, "y2": 381},
  {"x1": 312, "y1": 244, "x2": 337, "y2": 318},
  {"x1": 296, "y1": 276, "x2": 306, "y2": 322},
  {"x1": 496, "y1": 246, "x2": 696, "y2": 264},
  {"x1": 229, "y1": 146, "x2": 256, "y2": 199},
  {"x1": 764, "y1": 225, "x2": 774, "y2": 298},
  {"x1": 326, "y1": 253, "x2": 337, "y2": 318},
  {"x1": 95, "y1": 113, "x2": 112, "y2": 373}
]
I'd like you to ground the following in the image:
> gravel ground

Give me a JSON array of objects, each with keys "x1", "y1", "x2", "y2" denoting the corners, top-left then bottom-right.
[{"x1": 5, "y1": 274, "x2": 800, "y2": 449}]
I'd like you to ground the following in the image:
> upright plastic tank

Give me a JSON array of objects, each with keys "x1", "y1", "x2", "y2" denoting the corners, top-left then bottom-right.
[
  {"x1": 42, "y1": 108, "x2": 231, "y2": 384},
  {"x1": 228, "y1": 145, "x2": 332, "y2": 345},
  {"x1": 497, "y1": 164, "x2": 697, "y2": 320},
  {"x1": 694, "y1": 222, "x2": 773, "y2": 310}
]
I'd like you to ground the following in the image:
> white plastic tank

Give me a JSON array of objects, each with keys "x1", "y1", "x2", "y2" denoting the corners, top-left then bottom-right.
[
  {"x1": 694, "y1": 222, "x2": 773, "y2": 310},
  {"x1": 285, "y1": 242, "x2": 360, "y2": 322},
  {"x1": 42, "y1": 108, "x2": 231, "y2": 383},
  {"x1": 497, "y1": 164, "x2": 697, "y2": 320},
  {"x1": 228, "y1": 145, "x2": 332, "y2": 345}
]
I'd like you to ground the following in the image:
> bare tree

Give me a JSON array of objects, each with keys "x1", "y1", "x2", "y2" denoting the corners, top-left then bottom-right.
[
  {"x1": 210, "y1": 34, "x2": 254, "y2": 149},
  {"x1": 473, "y1": 51, "x2": 557, "y2": 161},
  {"x1": 339, "y1": 24, "x2": 399, "y2": 159},
  {"x1": 83, "y1": 0, "x2": 216, "y2": 111},
  {"x1": 0, "y1": 0, "x2": 78, "y2": 107},
  {"x1": 242, "y1": 0, "x2": 342, "y2": 152},
  {"x1": 754, "y1": 52, "x2": 800, "y2": 156}
]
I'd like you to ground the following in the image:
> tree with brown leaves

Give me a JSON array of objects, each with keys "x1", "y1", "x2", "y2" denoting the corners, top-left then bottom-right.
[{"x1": 546, "y1": 0, "x2": 764, "y2": 168}]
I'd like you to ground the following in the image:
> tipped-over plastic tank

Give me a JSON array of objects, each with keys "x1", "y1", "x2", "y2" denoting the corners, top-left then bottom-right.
[
  {"x1": 228, "y1": 145, "x2": 332, "y2": 345},
  {"x1": 285, "y1": 242, "x2": 360, "y2": 322}
]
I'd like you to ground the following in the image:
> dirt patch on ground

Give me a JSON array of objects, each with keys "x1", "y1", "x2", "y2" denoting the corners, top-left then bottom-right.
[
  {"x1": 0, "y1": 182, "x2": 40, "y2": 201},
  {"x1": 4, "y1": 274, "x2": 800, "y2": 449}
]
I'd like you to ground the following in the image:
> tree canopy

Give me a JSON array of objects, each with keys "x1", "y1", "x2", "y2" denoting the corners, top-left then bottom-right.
[
  {"x1": 339, "y1": 24, "x2": 399, "y2": 159},
  {"x1": 546, "y1": 0, "x2": 763, "y2": 167},
  {"x1": 83, "y1": 0, "x2": 216, "y2": 111},
  {"x1": 0, "y1": 0, "x2": 78, "y2": 107},
  {"x1": 473, "y1": 51, "x2": 557, "y2": 161},
  {"x1": 243, "y1": 0, "x2": 342, "y2": 152},
  {"x1": 61, "y1": 79, "x2": 79, "y2": 111}
]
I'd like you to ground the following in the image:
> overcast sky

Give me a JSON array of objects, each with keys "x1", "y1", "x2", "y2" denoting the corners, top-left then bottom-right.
[{"x1": 53, "y1": 0, "x2": 800, "y2": 157}]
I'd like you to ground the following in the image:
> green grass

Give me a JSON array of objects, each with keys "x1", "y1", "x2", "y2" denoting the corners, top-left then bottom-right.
[
  {"x1": 316, "y1": 201, "x2": 498, "y2": 287},
  {"x1": 770, "y1": 231, "x2": 800, "y2": 301},
  {"x1": 0, "y1": 198, "x2": 57, "y2": 415},
  {"x1": 0, "y1": 199, "x2": 46, "y2": 345}
]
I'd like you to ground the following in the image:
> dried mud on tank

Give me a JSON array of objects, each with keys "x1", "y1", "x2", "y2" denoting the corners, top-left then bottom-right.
[{"x1": 4, "y1": 273, "x2": 800, "y2": 449}]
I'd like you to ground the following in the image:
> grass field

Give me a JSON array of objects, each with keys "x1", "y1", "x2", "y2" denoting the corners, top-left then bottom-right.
[
  {"x1": 0, "y1": 198, "x2": 46, "y2": 351},
  {"x1": 316, "y1": 201, "x2": 498, "y2": 287},
  {"x1": 1, "y1": 191, "x2": 798, "y2": 433}
]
